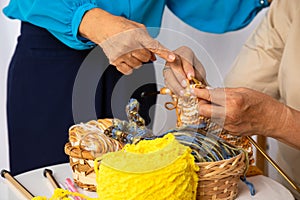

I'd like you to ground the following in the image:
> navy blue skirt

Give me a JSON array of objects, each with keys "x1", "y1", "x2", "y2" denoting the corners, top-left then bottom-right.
[{"x1": 7, "y1": 22, "x2": 157, "y2": 175}]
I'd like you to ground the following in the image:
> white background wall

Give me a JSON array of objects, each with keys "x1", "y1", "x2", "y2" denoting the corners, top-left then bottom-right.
[
  {"x1": 0, "y1": 2, "x2": 276, "y2": 179},
  {"x1": 0, "y1": 0, "x2": 20, "y2": 175}
]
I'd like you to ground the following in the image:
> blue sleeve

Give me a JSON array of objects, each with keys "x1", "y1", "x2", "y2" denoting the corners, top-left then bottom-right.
[
  {"x1": 3, "y1": 0, "x2": 98, "y2": 50},
  {"x1": 166, "y1": 0, "x2": 270, "y2": 33}
]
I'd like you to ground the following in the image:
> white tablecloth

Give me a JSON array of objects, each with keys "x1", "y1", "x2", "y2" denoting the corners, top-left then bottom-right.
[{"x1": 0, "y1": 163, "x2": 295, "y2": 200}]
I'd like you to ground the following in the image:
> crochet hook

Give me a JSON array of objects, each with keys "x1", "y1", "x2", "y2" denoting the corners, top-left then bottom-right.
[{"x1": 141, "y1": 87, "x2": 171, "y2": 97}]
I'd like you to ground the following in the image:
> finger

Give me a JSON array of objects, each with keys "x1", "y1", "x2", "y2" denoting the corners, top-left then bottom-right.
[
  {"x1": 173, "y1": 46, "x2": 195, "y2": 79},
  {"x1": 116, "y1": 62, "x2": 133, "y2": 75},
  {"x1": 124, "y1": 55, "x2": 143, "y2": 69},
  {"x1": 198, "y1": 103, "x2": 226, "y2": 125},
  {"x1": 193, "y1": 56, "x2": 207, "y2": 84},
  {"x1": 225, "y1": 129, "x2": 242, "y2": 136},
  {"x1": 131, "y1": 49, "x2": 152, "y2": 63},
  {"x1": 194, "y1": 69, "x2": 208, "y2": 85},
  {"x1": 163, "y1": 67, "x2": 184, "y2": 95},
  {"x1": 173, "y1": 46, "x2": 207, "y2": 83},
  {"x1": 192, "y1": 88, "x2": 211, "y2": 101},
  {"x1": 198, "y1": 99, "x2": 210, "y2": 106},
  {"x1": 180, "y1": 57, "x2": 194, "y2": 80},
  {"x1": 192, "y1": 88, "x2": 227, "y2": 106},
  {"x1": 165, "y1": 55, "x2": 188, "y2": 88},
  {"x1": 114, "y1": 52, "x2": 143, "y2": 69},
  {"x1": 142, "y1": 37, "x2": 175, "y2": 62}
]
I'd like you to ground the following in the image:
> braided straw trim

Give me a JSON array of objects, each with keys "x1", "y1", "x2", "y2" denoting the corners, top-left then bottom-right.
[
  {"x1": 74, "y1": 179, "x2": 96, "y2": 192},
  {"x1": 196, "y1": 152, "x2": 246, "y2": 200},
  {"x1": 65, "y1": 142, "x2": 103, "y2": 192},
  {"x1": 64, "y1": 142, "x2": 97, "y2": 160}
]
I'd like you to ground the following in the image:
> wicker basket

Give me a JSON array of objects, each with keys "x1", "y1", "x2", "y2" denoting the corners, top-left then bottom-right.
[
  {"x1": 64, "y1": 142, "x2": 100, "y2": 191},
  {"x1": 196, "y1": 152, "x2": 247, "y2": 200}
]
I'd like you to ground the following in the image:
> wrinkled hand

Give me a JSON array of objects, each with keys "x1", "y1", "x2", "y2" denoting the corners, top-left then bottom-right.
[
  {"x1": 163, "y1": 46, "x2": 207, "y2": 95},
  {"x1": 192, "y1": 87, "x2": 287, "y2": 137},
  {"x1": 79, "y1": 8, "x2": 175, "y2": 74}
]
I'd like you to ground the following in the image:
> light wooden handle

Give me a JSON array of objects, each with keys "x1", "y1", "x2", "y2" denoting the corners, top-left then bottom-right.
[
  {"x1": 247, "y1": 136, "x2": 300, "y2": 193},
  {"x1": 43, "y1": 169, "x2": 60, "y2": 189},
  {"x1": 1, "y1": 169, "x2": 34, "y2": 199}
]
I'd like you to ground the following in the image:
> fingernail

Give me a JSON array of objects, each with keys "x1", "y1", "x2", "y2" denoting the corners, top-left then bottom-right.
[
  {"x1": 187, "y1": 73, "x2": 193, "y2": 79},
  {"x1": 181, "y1": 80, "x2": 187, "y2": 87},
  {"x1": 168, "y1": 54, "x2": 175, "y2": 61},
  {"x1": 190, "y1": 88, "x2": 195, "y2": 95},
  {"x1": 179, "y1": 90, "x2": 185, "y2": 96}
]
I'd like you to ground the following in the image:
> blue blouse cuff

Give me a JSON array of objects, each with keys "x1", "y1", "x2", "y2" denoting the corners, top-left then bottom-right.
[{"x1": 71, "y1": 3, "x2": 98, "y2": 49}]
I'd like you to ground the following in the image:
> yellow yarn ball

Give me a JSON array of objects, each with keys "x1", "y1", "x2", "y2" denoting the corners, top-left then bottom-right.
[{"x1": 94, "y1": 133, "x2": 199, "y2": 200}]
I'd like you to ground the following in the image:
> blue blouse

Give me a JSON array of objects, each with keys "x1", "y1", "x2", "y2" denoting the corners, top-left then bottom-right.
[{"x1": 3, "y1": 0, "x2": 269, "y2": 50}]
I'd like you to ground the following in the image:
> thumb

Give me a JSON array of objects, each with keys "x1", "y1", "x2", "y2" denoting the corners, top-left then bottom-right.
[{"x1": 142, "y1": 36, "x2": 175, "y2": 62}]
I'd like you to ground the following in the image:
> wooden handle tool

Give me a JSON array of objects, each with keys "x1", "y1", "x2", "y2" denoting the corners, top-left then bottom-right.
[
  {"x1": 43, "y1": 168, "x2": 60, "y2": 189},
  {"x1": 247, "y1": 136, "x2": 300, "y2": 193},
  {"x1": 1, "y1": 169, "x2": 34, "y2": 199}
]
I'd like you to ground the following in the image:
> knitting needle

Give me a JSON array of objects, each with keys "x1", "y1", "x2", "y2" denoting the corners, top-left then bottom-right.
[
  {"x1": 141, "y1": 88, "x2": 171, "y2": 97},
  {"x1": 247, "y1": 136, "x2": 300, "y2": 193},
  {"x1": 43, "y1": 168, "x2": 61, "y2": 189},
  {"x1": 65, "y1": 178, "x2": 82, "y2": 200},
  {"x1": 1, "y1": 169, "x2": 34, "y2": 199}
]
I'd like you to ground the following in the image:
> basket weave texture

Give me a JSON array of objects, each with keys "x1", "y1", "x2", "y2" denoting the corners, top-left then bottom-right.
[
  {"x1": 65, "y1": 139, "x2": 247, "y2": 197},
  {"x1": 196, "y1": 152, "x2": 246, "y2": 200},
  {"x1": 64, "y1": 142, "x2": 99, "y2": 191}
]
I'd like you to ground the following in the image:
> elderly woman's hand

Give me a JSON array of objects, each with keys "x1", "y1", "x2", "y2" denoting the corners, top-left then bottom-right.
[
  {"x1": 79, "y1": 8, "x2": 175, "y2": 74},
  {"x1": 192, "y1": 87, "x2": 288, "y2": 136},
  {"x1": 163, "y1": 46, "x2": 207, "y2": 96},
  {"x1": 193, "y1": 87, "x2": 300, "y2": 149}
]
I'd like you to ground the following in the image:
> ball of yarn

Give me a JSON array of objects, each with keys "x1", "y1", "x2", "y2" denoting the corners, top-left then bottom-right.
[{"x1": 95, "y1": 133, "x2": 199, "y2": 200}]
